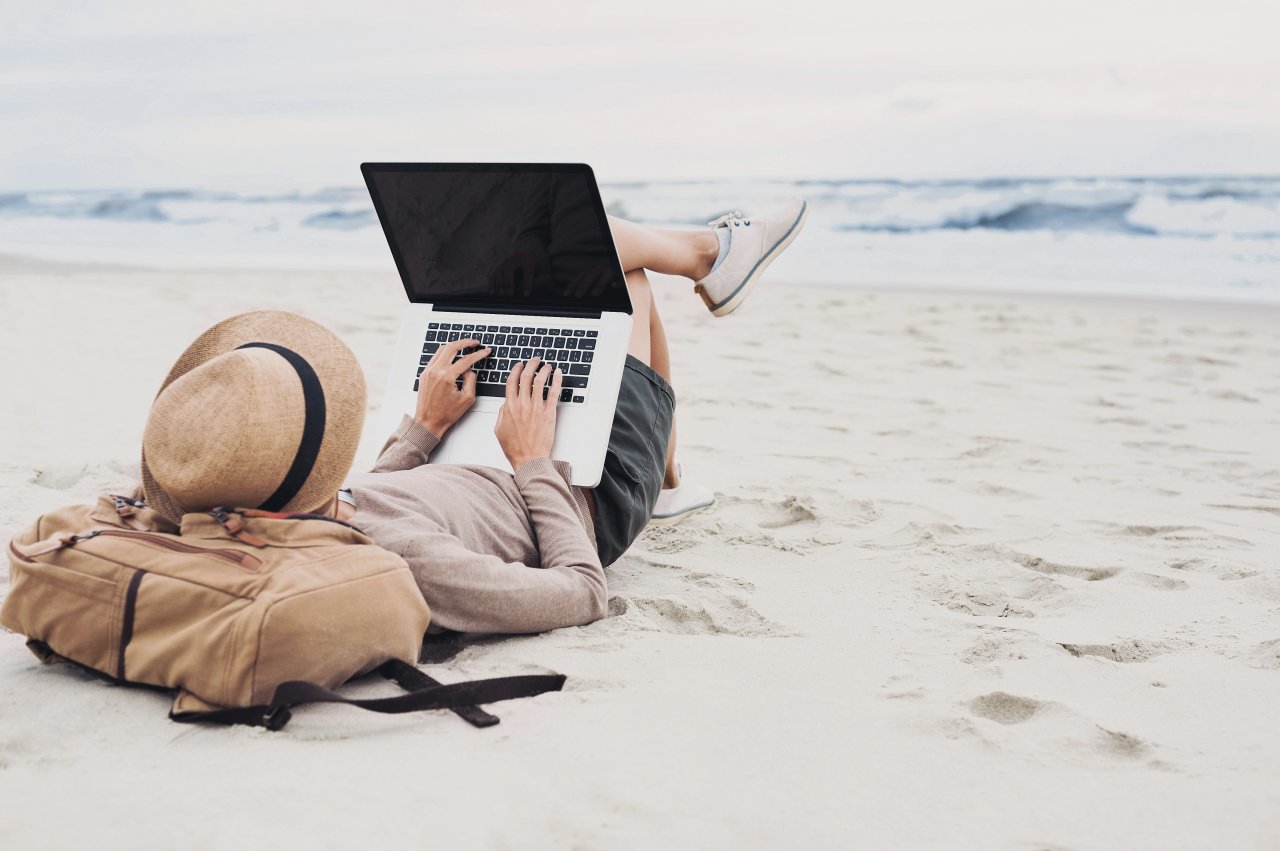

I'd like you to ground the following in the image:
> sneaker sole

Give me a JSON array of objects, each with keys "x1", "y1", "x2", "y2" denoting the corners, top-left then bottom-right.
[
  {"x1": 696, "y1": 200, "x2": 809, "y2": 317},
  {"x1": 647, "y1": 499, "x2": 715, "y2": 527}
]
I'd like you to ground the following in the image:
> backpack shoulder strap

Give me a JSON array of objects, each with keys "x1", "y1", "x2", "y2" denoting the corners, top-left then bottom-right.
[
  {"x1": 379, "y1": 659, "x2": 501, "y2": 728},
  {"x1": 169, "y1": 660, "x2": 566, "y2": 731}
]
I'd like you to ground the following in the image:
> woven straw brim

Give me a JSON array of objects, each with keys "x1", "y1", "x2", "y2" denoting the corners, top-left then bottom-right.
[{"x1": 140, "y1": 310, "x2": 366, "y2": 524}]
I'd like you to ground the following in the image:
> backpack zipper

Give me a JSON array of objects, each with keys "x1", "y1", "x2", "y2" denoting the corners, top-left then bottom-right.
[
  {"x1": 11, "y1": 529, "x2": 102, "y2": 558},
  {"x1": 90, "y1": 530, "x2": 262, "y2": 572}
]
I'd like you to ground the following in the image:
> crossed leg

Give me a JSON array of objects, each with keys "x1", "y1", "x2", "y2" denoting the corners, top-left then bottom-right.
[
  {"x1": 610, "y1": 216, "x2": 724, "y2": 492},
  {"x1": 609, "y1": 215, "x2": 730, "y2": 491},
  {"x1": 603, "y1": 204, "x2": 803, "y2": 520},
  {"x1": 608, "y1": 216, "x2": 720, "y2": 283}
]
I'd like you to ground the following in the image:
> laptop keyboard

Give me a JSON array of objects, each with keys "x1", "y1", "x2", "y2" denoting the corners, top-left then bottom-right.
[{"x1": 414, "y1": 322, "x2": 598, "y2": 404}]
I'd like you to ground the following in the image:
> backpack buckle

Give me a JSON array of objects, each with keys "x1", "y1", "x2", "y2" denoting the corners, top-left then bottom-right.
[
  {"x1": 209, "y1": 508, "x2": 268, "y2": 548},
  {"x1": 263, "y1": 705, "x2": 292, "y2": 731},
  {"x1": 112, "y1": 495, "x2": 152, "y2": 531}
]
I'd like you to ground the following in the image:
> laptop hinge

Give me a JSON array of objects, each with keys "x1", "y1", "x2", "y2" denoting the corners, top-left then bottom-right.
[{"x1": 431, "y1": 303, "x2": 603, "y2": 319}]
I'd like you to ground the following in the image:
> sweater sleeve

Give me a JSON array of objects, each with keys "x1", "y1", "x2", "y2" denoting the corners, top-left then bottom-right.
[
  {"x1": 376, "y1": 457, "x2": 607, "y2": 634},
  {"x1": 370, "y1": 415, "x2": 442, "y2": 473}
]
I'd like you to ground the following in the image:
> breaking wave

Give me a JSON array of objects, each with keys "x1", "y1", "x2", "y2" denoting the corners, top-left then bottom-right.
[
  {"x1": 1, "y1": 176, "x2": 1277, "y2": 303},
  {"x1": 809, "y1": 178, "x2": 1280, "y2": 238}
]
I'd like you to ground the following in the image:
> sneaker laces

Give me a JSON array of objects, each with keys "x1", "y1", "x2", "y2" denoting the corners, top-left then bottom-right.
[{"x1": 707, "y1": 210, "x2": 750, "y2": 228}]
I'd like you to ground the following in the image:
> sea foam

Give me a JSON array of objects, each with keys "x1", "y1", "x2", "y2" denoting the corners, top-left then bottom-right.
[{"x1": 0, "y1": 177, "x2": 1276, "y2": 303}]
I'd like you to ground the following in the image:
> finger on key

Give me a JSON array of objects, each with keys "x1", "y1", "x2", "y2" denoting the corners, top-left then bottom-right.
[
  {"x1": 432, "y1": 337, "x2": 477, "y2": 367},
  {"x1": 448, "y1": 345, "x2": 491, "y2": 378},
  {"x1": 532, "y1": 361, "x2": 552, "y2": 402},
  {"x1": 547, "y1": 366, "x2": 564, "y2": 408},
  {"x1": 519, "y1": 357, "x2": 541, "y2": 397}
]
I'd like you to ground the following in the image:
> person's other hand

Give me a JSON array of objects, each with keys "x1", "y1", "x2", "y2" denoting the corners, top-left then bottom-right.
[
  {"x1": 494, "y1": 357, "x2": 563, "y2": 470},
  {"x1": 415, "y1": 338, "x2": 490, "y2": 437}
]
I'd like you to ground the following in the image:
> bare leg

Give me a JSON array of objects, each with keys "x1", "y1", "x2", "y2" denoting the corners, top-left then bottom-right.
[
  {"x1": 648, "y1": 294, "x2": 680, "y2": 488},
  {"x1": 623, "y1": 269, "x2": 680, "y2": 489},
  {"x1": 624, "y1": 268, "x2": 652, "y2": 365},
  {"x1": 609, "y1": 215, "x2": 718, "y2": 280}
]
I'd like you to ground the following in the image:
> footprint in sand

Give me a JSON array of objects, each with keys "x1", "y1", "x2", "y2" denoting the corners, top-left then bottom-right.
[
  {"x1": 866, "y1": 521, "x2": 973, "y2": 550},
  {"x1": 959, "y1": 630, "x2": 1034, "y2": 665},
  {"x1": 969, "y1": 691, "x2": 1043, "y2": 724},
  {"x1": 1058, "y1": 639, "x2": 1170, "y2": 663},
  {"x1": 967, "y1": 692, "x2": 1152, "y2": 761},
  {"x1": 606, "y1": 594, "x2": 784, "y2": 637},
  {"x1": 639, "y1": 524, "x2": 702, "y2": 554},
  {"x1": 930, "y1": 569, "x2": 1053, "y2": 620},
  {"x1": 941, "y1": 590, "x2": 1036, "y2": 619},
  {"x1": 1008, "y1": 551, "x2": 1119, "y2": 582},
  {"x1": 1097, "y1": 728, "x2": 1148, "y2": 758},
  {"x1": 665, "y1": 492, "x2": 861, "y2": 553},
  {"x1": 1128, "y1": 573, "x2": 1189, "y2": 591},
  {"x1": 755, "y1": 495, "x2": 819, "y2": 529},
  {"x1": 1101, "y1": 523, "x2": 1204, "y2": 538},
  {"x1": 719, "y1": 525, "x2": 841, "y2": 554},
  {"x1": 602, "y1": 559, "x2": 791, "y2": 638}
]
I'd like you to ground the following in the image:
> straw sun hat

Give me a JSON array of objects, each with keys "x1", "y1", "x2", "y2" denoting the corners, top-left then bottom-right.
[{"x1": 141, "y1": 310, "x2": 367, "y2": 524}]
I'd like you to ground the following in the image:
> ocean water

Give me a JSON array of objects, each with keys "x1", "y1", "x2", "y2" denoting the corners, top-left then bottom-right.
[{"x1": 2, "y1": 177, "x2": 1278, "y2": 304}]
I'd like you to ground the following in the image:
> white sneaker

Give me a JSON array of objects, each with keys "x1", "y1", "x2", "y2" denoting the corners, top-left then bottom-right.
[
  {"x1": 649, "y1": 466, "x2": 715, "y2": 526},
  {"x1": 694, "y1": 198, "x2": 808, "y2": 317}
]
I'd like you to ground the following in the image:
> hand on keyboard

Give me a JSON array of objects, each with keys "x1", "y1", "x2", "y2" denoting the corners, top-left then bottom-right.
[
  {"x1": 418, "y1": 321, "x2": 595, "y2": 405},
  {"x1": 414, "y1": 338, "x2": 490, "y2": 437},
  {"x1": 494, "y1": 357, "x2": 564, "y2": 470}
]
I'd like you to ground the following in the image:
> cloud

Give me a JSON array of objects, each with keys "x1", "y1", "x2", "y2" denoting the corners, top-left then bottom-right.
[{"x1": 1, "y1": 0, "x2": 1277, "y2": 187}]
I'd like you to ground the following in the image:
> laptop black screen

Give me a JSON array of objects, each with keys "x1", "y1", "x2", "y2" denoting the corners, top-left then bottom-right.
[{"x1": 362, "y1": 163, "x2": 631, "y2": 314}]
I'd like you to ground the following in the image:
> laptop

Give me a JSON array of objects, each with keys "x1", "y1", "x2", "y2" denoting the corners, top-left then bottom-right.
[{"x1": 361, "y1": 163, "x2": 633, "y2": 487}]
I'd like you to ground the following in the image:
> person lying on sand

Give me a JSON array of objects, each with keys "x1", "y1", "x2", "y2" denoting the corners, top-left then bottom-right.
[{"x1": 139, "y1": 202, "x2": 808, "y2": 634}]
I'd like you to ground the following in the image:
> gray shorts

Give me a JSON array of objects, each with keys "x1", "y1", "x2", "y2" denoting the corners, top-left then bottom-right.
[{"x1": 590, "y1": 355, "x2": 675, "y2": 566}]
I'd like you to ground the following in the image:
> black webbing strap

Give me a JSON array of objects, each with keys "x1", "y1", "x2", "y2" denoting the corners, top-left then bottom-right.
[
  {"x1": 380, "y1": 658, "x2": 500, "y2": 728},
  {"x1": 234, "y1": 342, "x2": 326, "y2": 512},
  {"x1": 168, "y1": 662, "x2": 566, "y2": 731}
]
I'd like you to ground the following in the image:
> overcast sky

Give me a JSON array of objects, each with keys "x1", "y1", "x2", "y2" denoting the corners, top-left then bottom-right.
[{"x1": 2, "y1": 0, "x2": 1277, "y2": 189}]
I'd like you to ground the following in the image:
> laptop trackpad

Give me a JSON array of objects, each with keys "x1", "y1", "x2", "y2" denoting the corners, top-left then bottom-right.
[{"x1": 434, "y1": 412, "x2": 510, "y2": 471}]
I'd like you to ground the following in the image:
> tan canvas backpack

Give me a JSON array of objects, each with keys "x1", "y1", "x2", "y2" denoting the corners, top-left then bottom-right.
[{"x1": 1, "y1": 494, "x2": 564, "y2": 730}]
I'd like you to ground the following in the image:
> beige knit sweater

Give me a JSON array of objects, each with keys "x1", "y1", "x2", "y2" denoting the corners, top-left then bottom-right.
[{"x1": 343, "y1": 415, "x2": 607, "y2": 634}]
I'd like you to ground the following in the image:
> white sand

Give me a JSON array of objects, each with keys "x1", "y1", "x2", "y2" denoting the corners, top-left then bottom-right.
[{"x1": 1, "y1": 256, "x2": 1278, "y2": 849}]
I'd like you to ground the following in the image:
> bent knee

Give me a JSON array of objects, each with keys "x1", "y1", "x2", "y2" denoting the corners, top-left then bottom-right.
[{"x1": 624, "y1": 268, "x2": 652, "y2": 309}]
